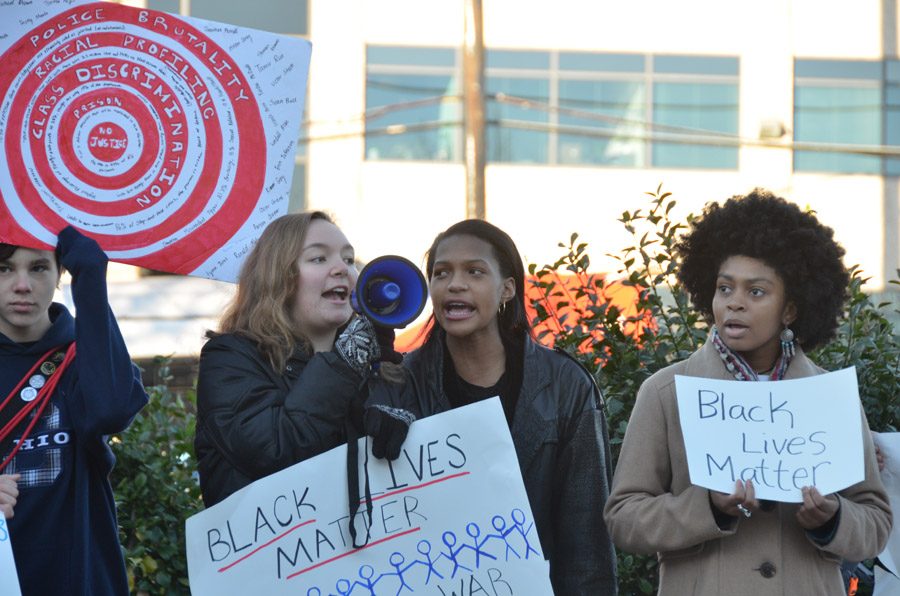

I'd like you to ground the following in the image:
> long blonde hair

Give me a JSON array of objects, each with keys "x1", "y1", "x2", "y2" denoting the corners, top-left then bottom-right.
[{"x1": 216, "y1": 211, "x2": 333, "y2": 371}]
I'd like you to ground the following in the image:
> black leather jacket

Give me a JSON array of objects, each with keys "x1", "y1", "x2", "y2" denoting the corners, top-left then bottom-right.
[
  {"x1": 194, "y1": 333, "x2": 365, "y2": 507},
  {"x1": 394, "y1": 333, "x2": 618, "y2": 595}
]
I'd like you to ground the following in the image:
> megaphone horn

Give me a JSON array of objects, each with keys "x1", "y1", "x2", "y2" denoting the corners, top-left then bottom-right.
[{"x1": 351, "y1": 255, "x2": 427, "y2": 328}]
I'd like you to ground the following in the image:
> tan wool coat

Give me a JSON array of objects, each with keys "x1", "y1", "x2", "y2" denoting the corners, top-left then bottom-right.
[{"x1": 604, "y1": 340, "x2": 892, "y2": 596}]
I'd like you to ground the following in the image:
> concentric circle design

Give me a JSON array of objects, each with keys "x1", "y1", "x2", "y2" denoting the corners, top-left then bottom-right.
[{"x1": 0, "y1": 3, "x2": 266, "y2": 273}]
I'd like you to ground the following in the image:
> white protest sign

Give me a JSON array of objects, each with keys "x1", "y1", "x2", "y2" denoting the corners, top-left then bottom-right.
[
  {"x1": 675, "y1": 367, "x2": 863, "y2": 502},
  {"x1": 873, "y1": 432, "x2": 900, "y2": 579},
  {"x1": 0, "y1": 518, "x2": 22, "y2": 596},
  {"x1": 874, "y1": 566, "x2": 900, "y2": 596},
  {"x1": 0, "y1": 0, "x2": 310, "y2": 281},
  {"x1": 186, "y1": 398, "x2": 553, "y2": 595}
]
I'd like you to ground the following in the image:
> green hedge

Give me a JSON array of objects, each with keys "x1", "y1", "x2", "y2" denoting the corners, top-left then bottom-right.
[
  {"x1": 110, "y1": 358, "x2": 202, "y2": 595},
  {"x1": 109, "y1": 187, "x2": 898, "y2": 595}
]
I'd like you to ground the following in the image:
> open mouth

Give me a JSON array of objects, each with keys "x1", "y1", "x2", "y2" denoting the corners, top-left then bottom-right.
[
  {"x1": 322, "y1": 287, "x2": 349, "y2": 301},
  {"x1": 443, "y1": 301, "x2": 475, "y2": 320},
  {"x1": 722, "y1": 321, "x2": 749, "y2": 337}
]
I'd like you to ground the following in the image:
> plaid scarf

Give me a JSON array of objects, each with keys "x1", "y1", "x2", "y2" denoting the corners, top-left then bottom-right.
[{"x1": 710, "y1": 326, "x2": 792, "y2": 381}]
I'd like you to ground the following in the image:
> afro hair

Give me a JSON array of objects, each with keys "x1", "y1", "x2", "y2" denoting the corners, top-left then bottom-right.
[{"x1": 674, "y1": 189, "x2": 849, "y2": 351}]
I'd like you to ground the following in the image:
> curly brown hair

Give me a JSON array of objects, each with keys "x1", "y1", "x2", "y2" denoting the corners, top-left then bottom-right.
[{"x1": 674, "y1": 189, "x2": 849, "y2": 351}]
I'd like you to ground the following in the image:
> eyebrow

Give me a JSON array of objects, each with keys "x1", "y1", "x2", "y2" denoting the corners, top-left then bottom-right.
[
  {"x1": 433, "y1": 258, "x2": 491, "y2": 267},
  {"x1": 302, "y1": 243, "x2": 354, "y2": 253},
  {"x1": 0, "y1": 257, "x2": 53, "y2": 266},
  {"x1": 717, "y1": 274, "x2": 775, "y2": 285}
]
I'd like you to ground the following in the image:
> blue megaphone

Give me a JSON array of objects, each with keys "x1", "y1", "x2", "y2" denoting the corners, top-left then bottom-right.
[{"x1": 351, "y1": 255, "x2": 428, "y2": 328}]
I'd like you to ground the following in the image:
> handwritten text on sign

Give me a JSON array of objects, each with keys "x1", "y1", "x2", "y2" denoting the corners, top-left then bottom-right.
[
  {"x1": 186, "y1": 398, "x2": 553, "y2": 595},
  {"x1": 675, "y1": 368, "x2": 863, "y2": 502},
  {"x1": 0, "y1": 0, "x2": 311, "y2": 281},
  {"x1": 0, "y1": 518, "x2": 22, "y2": 596}
]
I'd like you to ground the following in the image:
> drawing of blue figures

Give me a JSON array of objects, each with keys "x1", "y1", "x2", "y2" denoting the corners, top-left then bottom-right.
[
  {"x1": 374, "y1": 551, "x2": 415, "y2": 595},
  {"x1": 483, "y1": 515, "x2": 520, "y2": 561},
  {"x1": 434, "y1": 531, "x2": 473, "y2": 578},
  {"x1": 459, "y1": 522, "x2": 497, "y2": 568},
  {"x1": 333, "y1": 578, "x2": 352, "y2": 595},
  {"x1": 303, "y1": 508, "x2": 542, "y2": 594},
  {"x1": 350, "y1": 564, "x2": 380, "y2": 595},
  {"x1": 509, "y1": 508, "x2": 541, "y2": 559},
  {"x1": 395, "y1": 540, "x2": 445, "y2": 589}
]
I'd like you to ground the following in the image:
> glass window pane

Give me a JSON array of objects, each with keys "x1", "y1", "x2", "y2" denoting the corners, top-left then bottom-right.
[
  {"x1": 288, "y1": 163, "x2": 305, "y2": 213},
  {"x1": 486, "y1": 50, "x2": 550, "y2": 70},
  {"x1": 486, "y1": 77, "x2": 549, "y2": 163},
  {"x1": 886, "y1": 82, "x2": 900, "y2": 175},
  {"x1": 296, "y1": 109, "x2": 308, "y2": 158},
  {"x1": 147, "y1": 0, "x2": 180, "y2": 14},
  {"x1": 366, "y1": 74, "x2": 461, "y2": 161},
  {"x1": 558, "y1": 79, "x2": 646, "y2": 166},
  {"x1": 559, "y1": 52, "x2": 644, "y2": 73},
  {"x1": 795, "y1": 59, "x2": 881, "y2": 80},
  {"x1": 654, "y1": 55, "x2": 739, "y2": 76},
  {"x1": 367, "y1": 46, "x2": 455, "y2": 67},
  {"x1": 190, "y1": 0, "x2": 307, "y2": 35},
  {"x1": 794, "y1": 85, "x2": 881, "y2": 173},
  {"x1": 652, "y1": 82, "x2": 738, "y2": 168},
  {"x1": 888, "y1": 60, "x2": 900, "y2": 82}
]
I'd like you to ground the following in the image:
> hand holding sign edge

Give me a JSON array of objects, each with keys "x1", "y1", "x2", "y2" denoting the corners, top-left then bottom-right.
[{"x1": 710, "y1": 479, "x2": 759, "y2": 520}]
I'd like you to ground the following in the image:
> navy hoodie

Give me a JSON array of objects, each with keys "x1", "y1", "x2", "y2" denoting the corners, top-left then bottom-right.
[{"x1": 1, "y1": 228, "x2": 148, "y2": 595}]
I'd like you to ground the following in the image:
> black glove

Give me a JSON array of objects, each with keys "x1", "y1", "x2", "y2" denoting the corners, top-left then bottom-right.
[
  {"x1": 374, "y1": 326, "x2": 403, "y2": 365},
  {"x1": 56, "y1": 225, "x2": 107, "y2": 274},
  {"x1": 334, "y1": 316, "x2": 381, "y2": 377},
  {"x1": 364, "y1": 404, "x2": 415, "y2": 460}
]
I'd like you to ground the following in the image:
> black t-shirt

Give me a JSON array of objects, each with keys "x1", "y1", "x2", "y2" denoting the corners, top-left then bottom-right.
[{"x1": 442, "y1": 337, "x2": 523, "y2": 424}]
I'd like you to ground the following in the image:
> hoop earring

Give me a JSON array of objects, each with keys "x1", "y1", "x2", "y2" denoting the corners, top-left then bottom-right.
[
  {"x1": 780, "y1": 325, "x2": 796, "y2": 359},
  {"x1": 498, "y1": 300, "x2": 507, "y2": 316}
]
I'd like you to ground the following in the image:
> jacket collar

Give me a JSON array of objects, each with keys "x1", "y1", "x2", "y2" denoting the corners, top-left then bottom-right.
[
  {"x1": 410, "y1": 330, "x2": 548, "y2": 420},
  {"x1": 685, "y1": 336, "x2": 821, "y2": 380}
]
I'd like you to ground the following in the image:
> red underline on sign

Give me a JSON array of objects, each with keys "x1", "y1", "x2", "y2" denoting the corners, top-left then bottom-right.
[
  {"x1": 366, "y1": 471, "x2": 471, "y2": 503},
  {"x1": 286, "y1": 526, "x2": 422, "y2": 580},
  {"x1": 218, "y1": 519, "x2": 317, "y2": 573}
]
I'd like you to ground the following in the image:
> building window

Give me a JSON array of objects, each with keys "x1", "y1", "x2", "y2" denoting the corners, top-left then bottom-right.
[
  {"x1": 365, "y1": 47, "x2": 462, "y2": 161},
  {"x1": 651, "y1": 56, "x2": 739, "y2": 169},
  {"x1": 485, "y1": 50, "x2": 551, "y2": 164},
  {"x1": 887, "y1": 60, "x2": 900, "y2": 176},
  {"x1": 557, "y1": 52, "x2": 646, "y2": 167},
  {"x1": 366, "y1": 46, "x2": 739, "y2": 169},
  {"x1": 794, "y1": 59, "x2": 883, "y2": 174}
]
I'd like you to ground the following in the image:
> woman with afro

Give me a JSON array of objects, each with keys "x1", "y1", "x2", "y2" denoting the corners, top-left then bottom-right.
[{"x1": 603, "y1": 189, "x2": 891, "y2": 595}]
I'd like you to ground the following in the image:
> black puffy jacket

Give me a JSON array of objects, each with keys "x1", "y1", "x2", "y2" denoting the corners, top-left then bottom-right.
[{"x1": 194, "y1": 333, "x2": 365, "y2": 507}]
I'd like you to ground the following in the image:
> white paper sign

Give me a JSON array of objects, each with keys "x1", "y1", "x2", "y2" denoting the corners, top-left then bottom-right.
[
  {"x1": 874, "y1": 566, "x2": 900, "y2": 595},
  {"x1": 0, "y1": 518, "x2": 23, "y2": 596},
  {"x1": 0, "y1": 0, "x2": 311, "y2": 281},
  {"x1": 186, "y1": 398, "x2": 553, "y2": 595},
  {"x1": 675, "y1": 367, "x2": 864, "y2": 502},
  {"x1": 873, "y1": 432, "x2": 900, "y2": 580}
]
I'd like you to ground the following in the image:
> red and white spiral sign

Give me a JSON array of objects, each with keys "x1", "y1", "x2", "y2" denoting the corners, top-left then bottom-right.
[{"x1": 0, "y1": 2, "x2": 308, "y2": 278}]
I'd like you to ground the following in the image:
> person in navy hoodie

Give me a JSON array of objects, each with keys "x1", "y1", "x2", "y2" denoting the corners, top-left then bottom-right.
[{"x1": 0, "y1": 226, "x2": 147, "y2": 595}]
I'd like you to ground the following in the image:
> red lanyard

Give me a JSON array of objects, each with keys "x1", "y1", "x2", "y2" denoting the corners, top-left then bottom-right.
[{"x1": 0, "y1": 344, "x2": 76, "y2": 473}]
